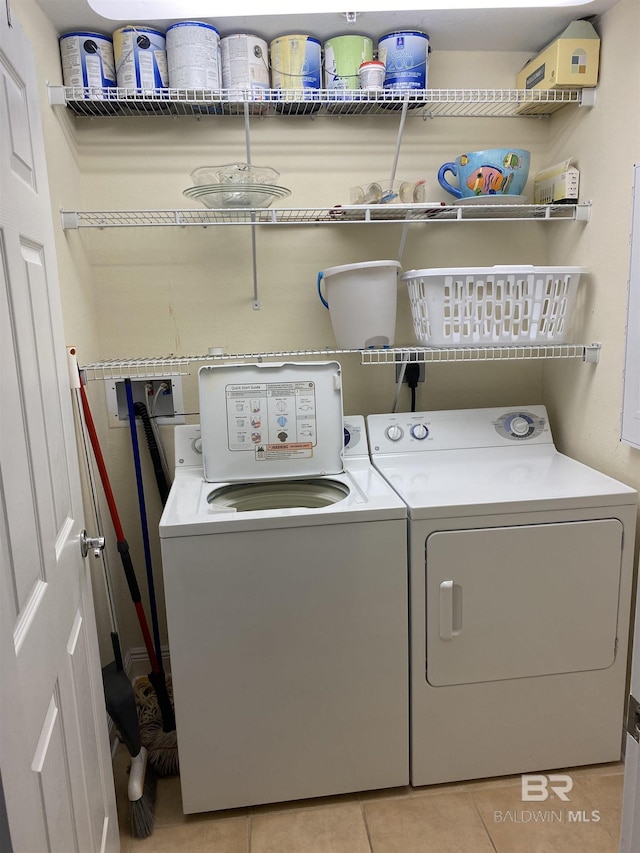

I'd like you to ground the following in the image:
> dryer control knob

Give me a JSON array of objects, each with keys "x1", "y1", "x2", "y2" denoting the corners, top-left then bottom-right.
[
  {"x1": 410, "y1": 423, "x2": 429, "y2": 440},
  {"x1": 385, "y1": 424, "x2": 404, "y2": 442},
  {"x1": 192, "y1": 436, "x2": 203, "y2": 454},
  {"x1": 510, "y1": 416, "x2": 531, "y2": 437}
]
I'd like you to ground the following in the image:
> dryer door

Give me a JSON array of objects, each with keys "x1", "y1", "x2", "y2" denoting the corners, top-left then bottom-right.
[{"x1": 426, "y1": 519, "x2": 623, "y2": 686}]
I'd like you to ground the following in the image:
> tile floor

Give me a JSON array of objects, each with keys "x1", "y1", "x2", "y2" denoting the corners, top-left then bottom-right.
[{"x1": 114, "y1": 748, "x2": 625, "y2": 852}]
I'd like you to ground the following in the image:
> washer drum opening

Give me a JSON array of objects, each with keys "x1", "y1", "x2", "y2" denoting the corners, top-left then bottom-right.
[{"x1": 207, "y1": 478, "x2": 350, "y2": 512}]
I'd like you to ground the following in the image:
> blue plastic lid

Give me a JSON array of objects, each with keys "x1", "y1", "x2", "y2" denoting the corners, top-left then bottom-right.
[{"x1": 60, "y1": 31, "x2": 113, "y2": 41}]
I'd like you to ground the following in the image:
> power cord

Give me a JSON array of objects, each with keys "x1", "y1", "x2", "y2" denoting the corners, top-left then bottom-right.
[{"x1": 405, "y1": 363, "x2": 422, "y2": 413}]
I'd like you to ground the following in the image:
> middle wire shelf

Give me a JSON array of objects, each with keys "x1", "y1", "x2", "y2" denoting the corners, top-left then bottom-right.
[
  {"x1": 80, "y1": 344, "x2": 601, "y2": 381},
  {"x1": 61, "y1": 202, "x2": 591, "y2": 229}
]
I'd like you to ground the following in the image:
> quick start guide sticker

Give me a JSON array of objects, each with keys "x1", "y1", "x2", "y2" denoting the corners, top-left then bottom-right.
[{"x1": 225, "y1": 381, "x2": 317, "y2": 460}]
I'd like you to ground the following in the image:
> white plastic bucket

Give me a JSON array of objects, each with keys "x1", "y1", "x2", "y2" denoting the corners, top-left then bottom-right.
[
  {"x1": 166, "y1": 21, "x2": 221, "y2": 89},
  {"x1": 317, "y1": 261, "x2": 400, "y2": 348},
  {"x1": 221, "y1": 34, "x2": 269, "y2": 91},
  {"x1": 59, "y1": 32, "x2": 116, "y2": 93},
  {"x1": 113, "y1": 26, "x2": 168, "y2": 90},
  {"x1": 378, "y1": 31, "x2": 430, "y2": 91}
]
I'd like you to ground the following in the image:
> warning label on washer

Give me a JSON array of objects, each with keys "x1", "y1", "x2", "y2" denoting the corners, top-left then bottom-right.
[
  {"x1": 255, "y1": 443, "x2": 314, "y2": 461},
  {"x1": 225, "y1": 380, "x2": 317, "y2": 452}
]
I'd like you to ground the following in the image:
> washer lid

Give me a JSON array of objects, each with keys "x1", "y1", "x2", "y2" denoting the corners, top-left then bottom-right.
[{"x1": 198, "y1": 361, "x2": 344, "y2": 483}]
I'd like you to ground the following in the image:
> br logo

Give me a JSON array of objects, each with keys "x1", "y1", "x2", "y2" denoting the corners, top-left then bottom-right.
[{"x1": 521, "y1": 774, "x2": 573, "y2": 802}]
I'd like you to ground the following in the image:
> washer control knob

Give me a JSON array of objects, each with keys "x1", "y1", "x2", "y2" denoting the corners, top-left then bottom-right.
[
  {"x1": 410, "y1": 423, "x2": 429, "y2": 440},
  {"x1": 192, "y1": 436, "x2": 203, "y2": 454},
  {"x1": 510, "y1": 416, "x2": 531, "y2": 437},
  {"x1": 385, "y1": 424, "x2": 404, "y2": 442}
]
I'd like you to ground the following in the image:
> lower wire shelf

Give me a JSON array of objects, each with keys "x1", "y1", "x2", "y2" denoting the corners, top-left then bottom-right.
[{"x1": 79, "y1": 343, "x2": 601, "y2": 381}]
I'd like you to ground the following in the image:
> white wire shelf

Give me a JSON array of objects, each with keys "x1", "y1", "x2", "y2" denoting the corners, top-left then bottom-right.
[
  {"x1": 60, "y1": 202, "x2": 590, "y2": 230},
  {"x1": 79, "y1": 344, "x2": 601, "y2": 380},
  {"x1": 48, "y1": 86, "x2": 591, "y2": 119}
]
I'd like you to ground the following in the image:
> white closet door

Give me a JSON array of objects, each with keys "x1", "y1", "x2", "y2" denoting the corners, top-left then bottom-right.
[{"x1": 0, "y1": 11, "x2": 118, "y2": 852}]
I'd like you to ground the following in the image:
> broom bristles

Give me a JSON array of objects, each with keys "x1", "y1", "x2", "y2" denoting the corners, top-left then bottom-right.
[{"x1": 129, "y1": 747, "x2": 157, "y2": 839}]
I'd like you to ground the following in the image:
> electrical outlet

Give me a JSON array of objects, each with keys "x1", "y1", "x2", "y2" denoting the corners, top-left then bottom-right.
[
  {"x1": 105, "y1": 377, "x2": 185, "y2": 427},
  {"x1": 396, "y1": 363, "x2": 425, "y2": 383}
]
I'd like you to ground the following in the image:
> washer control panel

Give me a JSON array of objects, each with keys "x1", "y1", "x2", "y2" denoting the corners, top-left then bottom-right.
[
  {"x1": 175, "y1": 417, "x2": 368, "y2": 469},
  {"x1": 368, "y1": 405, "x2": 552, "y2": 453},
  {"x1": 343, "y1": 416, "x2": 368, "y2": 457}
]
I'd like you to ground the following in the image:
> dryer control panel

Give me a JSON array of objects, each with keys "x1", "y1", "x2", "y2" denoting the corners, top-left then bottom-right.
[
  {"x1": 368, "y1": 405, "x2": 553, "y2": 453},
  {"x1": 494, "y1": 410, "x2": 547, "y2": 441}
]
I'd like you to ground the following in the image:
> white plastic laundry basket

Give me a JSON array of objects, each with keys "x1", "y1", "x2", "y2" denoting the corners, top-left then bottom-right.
[
  {"x1": 402, "y1": 265, "x2": 586, "y2": 347},
  {"x1": 318, "y1": 260, "x2": 400, "y2": 348}
]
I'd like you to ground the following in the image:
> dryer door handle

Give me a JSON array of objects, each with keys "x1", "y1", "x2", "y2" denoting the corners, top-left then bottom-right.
[{"x1": 439, "y1": 580, "x2": 462, "y2": 640}]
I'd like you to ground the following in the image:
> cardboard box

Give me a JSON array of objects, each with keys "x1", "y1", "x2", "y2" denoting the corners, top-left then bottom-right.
[
  {"x1": 534, "y1": 159, "x2": 580, "y2": 205},
  {"x1": 516, "y1": 20, "x2": 600, "y2": 91}
]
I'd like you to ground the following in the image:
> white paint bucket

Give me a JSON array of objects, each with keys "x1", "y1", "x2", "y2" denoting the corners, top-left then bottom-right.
[
  {"x1": 270, "y1": 35, "x2": 321, "y2": 92},
  {"x1": 324, "y1": 35, "x2": 373, "y2": 92},
  {"x1": 166, "y1": 21, "x2": 221, "y2": 89},
  {"x1": 377, "y1": 31, "x2": 430, "y2": 91},
  {"x1": 359, "y1": 60, "x2": 385, "y2": 90},
  {"x1": 317, "y1": 260, "x2": 400, "y2": 349},
  {"x1": 113, "y1": 26, "x2": 168, "y2": 90},
  {"x1": 59, "y1": 32, "x2": 116, "y2": 93},
  {"x1": 221, "y1": 34, "x2": 269, "y2": 91}
]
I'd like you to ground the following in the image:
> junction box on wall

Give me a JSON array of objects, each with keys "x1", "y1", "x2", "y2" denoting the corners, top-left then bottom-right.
[{"x1": 105, "y1": 377, "x2": 185, "y2": 427}]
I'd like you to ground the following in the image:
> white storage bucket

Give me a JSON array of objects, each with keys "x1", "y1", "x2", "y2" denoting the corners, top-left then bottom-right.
[
  {"x1": 317, "y1": 260, "x2": 400, "y2": 348},
  {"x1": 403, "y1": 265, "x2": 586, "y2": 347}
]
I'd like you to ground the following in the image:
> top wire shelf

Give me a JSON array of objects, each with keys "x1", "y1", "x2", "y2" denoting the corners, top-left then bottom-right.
[{"x1": 48, "y1": 86, "x2": 591, "y2": 119}]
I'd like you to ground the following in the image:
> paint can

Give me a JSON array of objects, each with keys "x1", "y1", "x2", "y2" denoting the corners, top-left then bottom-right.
[
  {"x1": 324, "y1": 35, "x2": 373, "y2": 92},
  {"x1": 377, "y1": 31, "x2": 430, "y2": 92},
  {"x1": 270, "y1": 35, "x2": 321, "y2": 92},
  {"x1": 166, "y1": 21, "x2": 221, "y2": 89},
  {"x1": 220, "y1": 34, "x2": 270, "y2": 92},
  {"x1": 59, "y1": 31, "x2": 116, "y2": 93},
  {"x1": 113, "y1": 26, "x2": 168, "y2": 90}
]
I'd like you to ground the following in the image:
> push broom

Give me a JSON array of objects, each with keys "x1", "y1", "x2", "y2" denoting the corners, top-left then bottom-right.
[
  {"x1": 71, "y1": 357, "x2": 156, "y2": 838},
  {"x1": 124, "y1": 378, "x2": 178, "y2": 777}
]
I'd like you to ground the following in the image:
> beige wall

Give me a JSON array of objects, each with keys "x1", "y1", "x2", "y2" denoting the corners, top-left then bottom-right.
[
  {"x1": 543, "y1": 0, "x2": 640, "y2": 486},
  {"x1": 13, "y1": 0, "x2": 640, "y2": 661}
]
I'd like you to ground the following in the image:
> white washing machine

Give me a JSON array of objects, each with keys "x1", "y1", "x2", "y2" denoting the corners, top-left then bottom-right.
[
  {"x1": 367, "y1": 405, "x2": 637, "y2": 787},
  {"x1": 159, "y1": 362, "x2": 408, "y2": 813}
]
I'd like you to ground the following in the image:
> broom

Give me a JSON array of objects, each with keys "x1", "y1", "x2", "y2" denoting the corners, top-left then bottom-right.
[
  {"x1": 78, "y1": 377, "x2": 177, "y2": 775},
  {"x1": 125, "y1": 378, "x2": 178, "y2": 776},
  {"x1": 71, "y1": 360, "x2": 156, "y2": 838}
]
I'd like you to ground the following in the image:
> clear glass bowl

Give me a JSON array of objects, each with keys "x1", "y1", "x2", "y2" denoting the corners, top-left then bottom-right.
[
  {"x1": 183, "y1": 184, "x2": 291, "y2": 209},
  {"x1": 190, "y1": 163, "x2": 280, "y2": 186}
]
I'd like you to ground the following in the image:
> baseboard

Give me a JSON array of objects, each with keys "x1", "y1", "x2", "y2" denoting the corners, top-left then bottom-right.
[{"x1": 125, "y1": 645, "x2": 171, "y2": 681}]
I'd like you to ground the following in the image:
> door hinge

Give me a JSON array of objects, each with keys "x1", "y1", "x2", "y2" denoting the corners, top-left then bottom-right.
[{"x1": 626, "y1": 693, "x2": 640, "y2": 743}]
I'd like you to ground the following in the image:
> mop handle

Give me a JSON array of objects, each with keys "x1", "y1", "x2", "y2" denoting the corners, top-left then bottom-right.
[
  {"x1": 125, "y1": 379, "x2": 163, "y2": 669},
  {"x1": 78, "y1": 379, "x2": 160, "y2": 673}
]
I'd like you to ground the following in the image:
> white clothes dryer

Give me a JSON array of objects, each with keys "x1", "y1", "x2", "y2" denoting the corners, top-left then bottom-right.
[
  {"x1": 367, "y1": 405, "x2": 637, "y2": 787},
  {"x1": 159, "y1": 362, "x2": 408, "y2": 814}
]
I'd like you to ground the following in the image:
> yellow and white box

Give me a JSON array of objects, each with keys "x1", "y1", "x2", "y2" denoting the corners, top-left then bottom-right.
[
  {"x1": 516, "y1": 20, "x2": 600, "y2": 91},
  {"x1": 534, "y1": 159, "x2": 580, "y2": 205}
]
